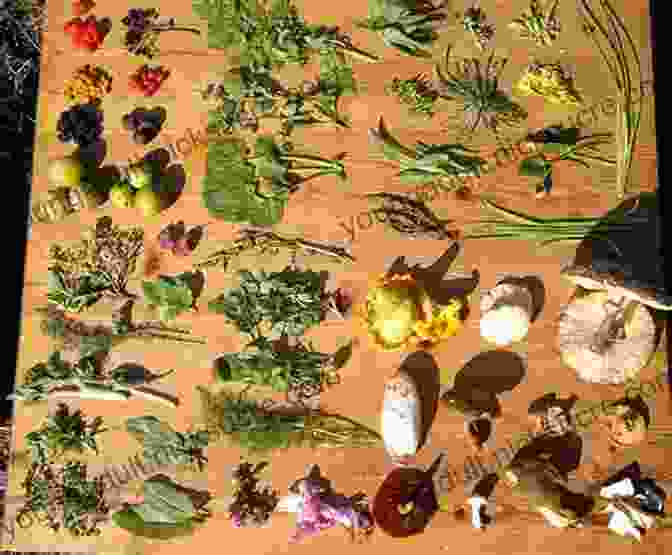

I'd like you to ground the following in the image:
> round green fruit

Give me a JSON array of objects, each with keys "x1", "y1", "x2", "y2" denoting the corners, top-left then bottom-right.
[
  {"x1": 48, "y1": 155, "x2": 82, "y2": 188},
  {"x1": 109, "y1": 183, "x2": 135, "y2": 209},
  {"x1": 134, "y1": 185, "x2": 163, "y2": 217}
]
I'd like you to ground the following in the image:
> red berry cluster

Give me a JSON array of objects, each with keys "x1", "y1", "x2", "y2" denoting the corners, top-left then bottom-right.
[
  {"x1": 128, "y1": 65, "x2": 170, "y2": 97},
  {"x1": 64, "y1": 16, "x2": 104, "y2": 51}
]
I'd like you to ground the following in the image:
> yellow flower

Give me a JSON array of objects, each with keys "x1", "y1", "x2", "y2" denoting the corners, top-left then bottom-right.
[
  {"x1": 413, "y1": 299, "x2": 463, "y2": 343},
  {"x1": 515, "y1": 64, "x2": 581, "y2": 106}
]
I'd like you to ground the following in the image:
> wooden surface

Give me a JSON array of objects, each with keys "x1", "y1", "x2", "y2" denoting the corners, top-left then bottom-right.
[{"x1": 7, "y1": 0, "x2": 671, "y2": 552}]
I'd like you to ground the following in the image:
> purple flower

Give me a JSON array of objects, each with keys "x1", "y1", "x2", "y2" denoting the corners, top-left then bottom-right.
[
  {"x1": 231, "y1": 511, "x2": 242, "y2": 528},
  {"x1": 0, "y1": 470, "x2": 7, "y2": 494}
]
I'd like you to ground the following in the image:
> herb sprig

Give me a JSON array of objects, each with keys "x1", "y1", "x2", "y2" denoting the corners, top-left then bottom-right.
[
  {"x1": 369, "y1": 117, "x2": 487, "y2": 188},
  {"x1": 521, "y1": 127, "x2": 615, "y2": 196},
  {"x1": 25, "y1": 403, "x2": 106, "y2": 466},
  {"x1": 10, "y1": 351, "x2": 178, "y2": 406},
  {"x1": 387, "y1": 74, "x2": 439, "y2": 117},
  {"x1": 195, "y1": 227, "x2": 354, "y2": 271},
  {"x1": 37, "y1": 302, "x2": 207, "y2": 358},
  {"x1": 509, "y1": 0, "x2": 561, "y2": 46},
  {"x1": 48, "y1": 216, "x2": 144, "y2": 311},
  {"x1": 198, "y1": 386, "x2": 383, "y2": 452},
  {"x1": 357, "y1": 0, "x2": 447, "y2": 57}
]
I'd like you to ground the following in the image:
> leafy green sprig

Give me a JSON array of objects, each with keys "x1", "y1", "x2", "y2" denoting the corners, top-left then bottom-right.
[
  {"x1": 368, "y1": 116, "x2": 487, "y2": 188},
  {"x1": 141, "y1": 272, "x2": 200, "y2": 322},
  {"x1": 520, "y1": 126, "x2": 615, "y2": 195},
  {"x1": 47, "y1": 217, "x2": 144, "y2": 311},
  {"x1": 25, "y1": 403, "x2": 106, "y2": 466},
  {"x1": 10, "y1": 351, "x2": 177, "y2": 406},
  {"x1": 125, "y1": 416, "x2": 211, "y2": 471},
  {"x1": 357, "y1": 0, "x2": 447, "y2": 57},
  {"x1": 387, "y1": 74, "x2": 439, "y2": 117},
  {"x1": 198, "y1": 386, "x2": 383, "y2": 452}
]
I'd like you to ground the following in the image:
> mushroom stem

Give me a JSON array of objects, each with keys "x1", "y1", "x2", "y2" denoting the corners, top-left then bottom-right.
[{"x1": 590, "y1": 297, "x2": 638, "y2": 355}]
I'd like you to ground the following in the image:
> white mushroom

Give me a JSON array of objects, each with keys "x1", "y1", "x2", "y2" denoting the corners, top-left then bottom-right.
[
  {"x1": 557, "y1": 261, "x2": 672, "y2": 384},
  {"x1": 480, "y1": 282, "x2": 534, "y2": 346},
  {"x1": 466, "y1": 496, "x2": 489, "y2": 529},
  {"x1": 381, "y1": 369, "x2": 422, "y2": 465}
]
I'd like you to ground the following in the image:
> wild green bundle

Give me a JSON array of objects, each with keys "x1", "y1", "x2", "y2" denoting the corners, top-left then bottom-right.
[
  {"x1": 192, "y1": 0, "x2": 377, "y2": 65},
  {"x1": 434, "y1": 48, "x2": 527, "y2": 134},
  {"x1": 461, "y1": 198, "x2": 649, "y2": 253},
  {"x1": 26, "y1": 403, "x2": 106, "y2": 465},
  {"x1": 202, "y1": 136, "x2": 346, "y2": 225},
  {"x1": 578, "y1": 0, "x2": 643, "y2": 198},
  {"x1": 197, "y1": 386, "x2": 382, "y2": 452},
  {"x1": 47, "y1": 217, "x2": 144, "y2": 311},
  {"x1": 195, "y1": 227, "x2": 354, "y2": 271},
  {"x1": 369, "y1": 117, "x2": 487, "y2": 188},
  {"x1": 357, "y1": 0, "x2": 447, "y2": 57}
]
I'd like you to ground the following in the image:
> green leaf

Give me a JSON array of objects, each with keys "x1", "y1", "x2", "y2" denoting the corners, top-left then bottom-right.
[
  {"x1": 126, "y1": 416, "x2": 179, "y2": 447},
  {"x1": 519, "y1": 156, "x2": 549, "y2": 177},
  {"x1": 202, "y1": 140, "x2": 286, "y2": 225},
  {"x1": 332, "y1": 340, "x2": 354, "y2": 370},
  {"x1": 48, "y1": 269, "x2": 65, "y2": 292}
]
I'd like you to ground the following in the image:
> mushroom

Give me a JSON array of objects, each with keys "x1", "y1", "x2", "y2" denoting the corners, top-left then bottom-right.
[
  {"x1": 557, "y1": 260, "x2": 672, "y2": 384},
  {"x1": 601, "y1": 397, "x2": 650, "y2": 451},
  {"x1": 480, "y1": 282, "x2": 534, "y2": 346},
  {"x1": 381, "y1": 369, "x2": 422, "y2": 465}
]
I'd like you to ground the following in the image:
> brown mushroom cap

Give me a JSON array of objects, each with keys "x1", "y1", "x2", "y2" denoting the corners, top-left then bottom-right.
[
  {"x1": 561, "y1": 261, "x2": 672, "y2": 311},
  {"x1": 557, "y1": 291, "x2": 657, "y2": 384}
]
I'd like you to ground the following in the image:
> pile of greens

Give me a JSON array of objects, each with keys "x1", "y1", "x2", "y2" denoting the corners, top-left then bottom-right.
[
  {"x1": 202, "y1": 135, "x2": 346, "y2": 225},
  {"x1": 141, "y1": 272, "x2": 200, "y2": 322},
  {"x1": 191, "y1": 0, "x2": 377, "y2": 66},
  {"x1": 209, "y1": 268, "x2": 324, "y2": 338},
  {"x1": 208, "y1": 268, "x2": 351, "y2": 400},
  {"x1": 17, "y1": 460, "x2": 109, "y2": 537},
  {"x1": 204, "y1": 55, "x2": 356, "y2": 136},
  {"x1": 25, "y1": 403, "x2": 106, "y2": 466},
  {"x1": 125, "y1": 416, "x2": 211, "y2": 471}
]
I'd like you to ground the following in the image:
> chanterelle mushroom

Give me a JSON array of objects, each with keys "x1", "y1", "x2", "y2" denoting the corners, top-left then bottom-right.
[{"x1": 557, "y1": 260, "x2": 672, "y2": 384}]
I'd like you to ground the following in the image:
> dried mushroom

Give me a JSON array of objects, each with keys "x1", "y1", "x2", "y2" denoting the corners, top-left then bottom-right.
[
  {"x1": 381, "y1": 369, "x2": 422, "y2": 465},
  {"x1": 557, "y1": 260, "x2": 672, "y2": 384}
]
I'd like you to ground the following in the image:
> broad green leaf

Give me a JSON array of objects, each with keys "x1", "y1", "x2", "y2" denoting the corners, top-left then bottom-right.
[
  {"x1": 143, "y1": 476, "x2": 198, "y2": 518},
  {"x1": 142, "y1": 281, "x2": 163, "y2": 306},
  {"x1": 519, "y1": 156, "x2": 549, "y2": 177},
  {"x1": 112, "y1": 508, "x2": 199, "y2": 539},
  {"x1": 125, "y1": 416, "x2": 179, "y2": 448}
]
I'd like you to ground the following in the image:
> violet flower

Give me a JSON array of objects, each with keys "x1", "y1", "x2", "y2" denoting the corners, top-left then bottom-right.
[
  {"x1": 0, "y1": 469, "x2": 7, "y2": 494},
  {"x1": 290, "y1": 477, "x2": 372, "y2": 543}
]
